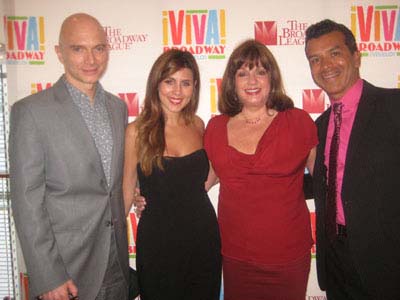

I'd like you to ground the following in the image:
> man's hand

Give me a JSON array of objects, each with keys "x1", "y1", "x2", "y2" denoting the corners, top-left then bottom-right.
[
  {"x1": 133, "y1": 187, "x2": 146, "y2": 218},
  {"x1": 39, "y1": 280, "x2": 78, "y2": 300}
]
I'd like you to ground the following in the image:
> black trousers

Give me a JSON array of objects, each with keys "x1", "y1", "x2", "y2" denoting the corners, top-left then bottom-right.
[{"x1": 325, "y1": 234, "x2": 372, "y2": 300}]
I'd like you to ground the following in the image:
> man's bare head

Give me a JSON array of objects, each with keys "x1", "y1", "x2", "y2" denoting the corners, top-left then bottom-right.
[
  {"x1": 55, "y1": 13, "x2": 109, "y2": 96},
  {"x1": 58, "y1": 13, "x2": 106, "y2": 46}
]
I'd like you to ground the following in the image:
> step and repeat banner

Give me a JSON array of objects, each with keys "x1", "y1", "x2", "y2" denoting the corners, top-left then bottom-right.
[{"x1": 2, "y1": 0, "x2": 400, "y2": 299}]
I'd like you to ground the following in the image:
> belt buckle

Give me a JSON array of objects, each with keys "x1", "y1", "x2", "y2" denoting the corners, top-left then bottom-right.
[{"x1": 337, "y1": 224, "x2": 347, "y2": 237}]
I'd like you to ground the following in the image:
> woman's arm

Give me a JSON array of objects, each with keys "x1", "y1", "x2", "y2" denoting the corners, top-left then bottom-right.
[
  {"x1": 205, "y1": 162, "x2": 219, "y2": 192},
  {"x1": 306, "y1": 147, "x2": 316, "y2": 176},
  {"x1": 197, "y1": 116, "x2": 219, "y2": 192},
  {"x1": 123, "y1": 122, "x2": 139, "y2": 217}
]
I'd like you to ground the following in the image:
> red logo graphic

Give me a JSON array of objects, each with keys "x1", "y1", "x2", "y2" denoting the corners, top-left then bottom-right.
[
  {"x1": 254, "y1": 21, "x2": 277, "y2": 45},
  {"x1": 302, "y1": 89, "x2": 325, "y2": 114},
  {"x1": 118, "y1": 93, "x2": 139, "y2": 117},
  {"x1": 310, "y1": 212, "x2": 316, "y2": 256},
  {"x1": 128, "y1": 212, "x2": 138, "y2": 257}
]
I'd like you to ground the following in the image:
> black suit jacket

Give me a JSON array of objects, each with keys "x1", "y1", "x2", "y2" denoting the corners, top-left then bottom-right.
[{"x1": 313, "y1": 80, "x2": 400, "y2": 299}]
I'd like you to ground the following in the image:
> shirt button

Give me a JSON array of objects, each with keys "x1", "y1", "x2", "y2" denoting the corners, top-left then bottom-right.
[{"x1": 105, "y1": 220, "x2": 113, "y2": 227}]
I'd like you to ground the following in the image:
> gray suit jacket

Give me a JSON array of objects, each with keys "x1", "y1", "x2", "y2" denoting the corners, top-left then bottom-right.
[{"x1": 9, "y1": 77, "x2": 129, "y2": 300}]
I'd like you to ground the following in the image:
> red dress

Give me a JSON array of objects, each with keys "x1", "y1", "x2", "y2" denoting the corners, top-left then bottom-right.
[{"x1": 204, "y1": 108, "x2": 318, "y2": 299}]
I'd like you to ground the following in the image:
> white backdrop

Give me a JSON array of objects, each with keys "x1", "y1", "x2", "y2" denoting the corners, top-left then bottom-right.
[{"x1": 2, "y1": 0, "x2": 400, "y2": 299}]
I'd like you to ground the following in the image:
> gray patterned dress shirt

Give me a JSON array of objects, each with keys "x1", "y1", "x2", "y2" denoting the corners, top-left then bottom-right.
[{"x1": 63, "y1": 78, "x2": 113, "y2": 186}]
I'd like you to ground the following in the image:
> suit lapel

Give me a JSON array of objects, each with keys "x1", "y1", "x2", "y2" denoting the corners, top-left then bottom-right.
[
  {"x1": 344, "y1": 81, "x2": 376, "y2": 179},
  {"x1": 52, "y1": 78, "x2": 107, "y2": 184},
  {"x1": 105, "y1": 96, "x2": 117, "y2": 189},
  {"x1": 316, "y1": 109, "x2": 330, "y2": 178},
  {"x1": 313, "y1": 108, "x2": 330, "y2": 219}
]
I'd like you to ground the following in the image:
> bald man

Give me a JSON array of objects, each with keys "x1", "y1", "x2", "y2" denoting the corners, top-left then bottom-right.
[{"x1": 9, "y1": 13, "x2": 129, "y2": 300}]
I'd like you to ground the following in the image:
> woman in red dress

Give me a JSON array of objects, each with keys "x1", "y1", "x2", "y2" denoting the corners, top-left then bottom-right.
[{"x1": 204, "y1": 39, "x2": 317, "y2": 300}]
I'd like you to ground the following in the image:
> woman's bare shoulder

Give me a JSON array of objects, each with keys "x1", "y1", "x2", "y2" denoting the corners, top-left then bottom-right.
[
  {"x1": 126, "y1": 120, "x2": 139, "y2": 138},
  {"x1": 193, "y1": 115, "x2": 205, "y2": 133}
]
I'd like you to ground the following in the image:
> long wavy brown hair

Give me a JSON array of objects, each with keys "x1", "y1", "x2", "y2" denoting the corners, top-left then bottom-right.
[
  {"x1": 136, "y1": 49, "x2": 200, "y2": 175},
  {"x1": 219, "y1": 39, "x2": 294, "y2": 116}
]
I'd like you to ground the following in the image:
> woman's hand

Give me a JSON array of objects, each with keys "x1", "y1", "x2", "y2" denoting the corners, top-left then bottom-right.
[{"x1": 133, "y1": 187, "x2": 146, "y2": 218}]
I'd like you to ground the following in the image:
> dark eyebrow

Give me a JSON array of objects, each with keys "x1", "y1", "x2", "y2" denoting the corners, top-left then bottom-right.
[{"x1": 329, "y1": 45, "x2": 341, "y2": 52}]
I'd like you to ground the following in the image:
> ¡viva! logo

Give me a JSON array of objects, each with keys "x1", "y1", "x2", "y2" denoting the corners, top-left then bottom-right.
[
  {"x1": 351, "y1": 5, "x2": 400, "y2": 57},
  {"x1": 209, "y1": 78, "x2": 222, "y2": 116},
  {"x1": 31, "y1": 82, "x2": 52, "y2": 94},
  {"x1": 162, "y1": 9, "x2": 226, "y2": 60},
  {"x1": 4, "y1": 16, "x2": 45, "y2": 64}
]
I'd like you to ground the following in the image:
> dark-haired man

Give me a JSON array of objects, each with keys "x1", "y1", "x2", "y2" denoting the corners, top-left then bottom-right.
[{"x1": 305, "y1": 19, "x2": 400, "y2": 300}]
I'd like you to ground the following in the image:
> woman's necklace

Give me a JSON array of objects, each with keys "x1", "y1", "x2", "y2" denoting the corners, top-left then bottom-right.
[
  {"x1": 244, "y1": 116, "x2": 262, "y2": 125},
  {"x1": 242, "y1": 109, "x2": 275, "y2": 125}
]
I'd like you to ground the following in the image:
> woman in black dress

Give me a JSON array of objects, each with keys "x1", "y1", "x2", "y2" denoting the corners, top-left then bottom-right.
[{"x1": 123, "y1": 49, "x2": 221, "y2": 300}]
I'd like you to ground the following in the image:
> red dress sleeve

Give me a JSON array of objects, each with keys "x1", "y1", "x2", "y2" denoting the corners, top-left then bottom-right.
[{"x1": 204, "y1": 115, "x2": 227, "y2": 164}]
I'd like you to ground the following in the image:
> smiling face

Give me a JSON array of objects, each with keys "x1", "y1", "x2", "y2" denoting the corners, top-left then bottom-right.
[
  {"x1": 305, "y1": 31, "x2": 361, "y2": 100},
  {"x1": 158, "y1": 67, "x2": 195, "y2": 116},
  {"x1": 234, "y1": 62, "x2": 271, "y2": 109},
  {"x1": 55, "y1": 14, "x2": 109, "y2": 94}
]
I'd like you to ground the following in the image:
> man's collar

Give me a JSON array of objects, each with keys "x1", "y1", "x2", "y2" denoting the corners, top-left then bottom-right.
[{"x1": 62, "y1": 74, "x2": 105, "y2": 101}]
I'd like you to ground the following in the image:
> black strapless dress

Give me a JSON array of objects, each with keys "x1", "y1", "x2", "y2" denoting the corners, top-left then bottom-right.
[{"x1": 136, "y1": 149, "x2": 221, "y2": 300}]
